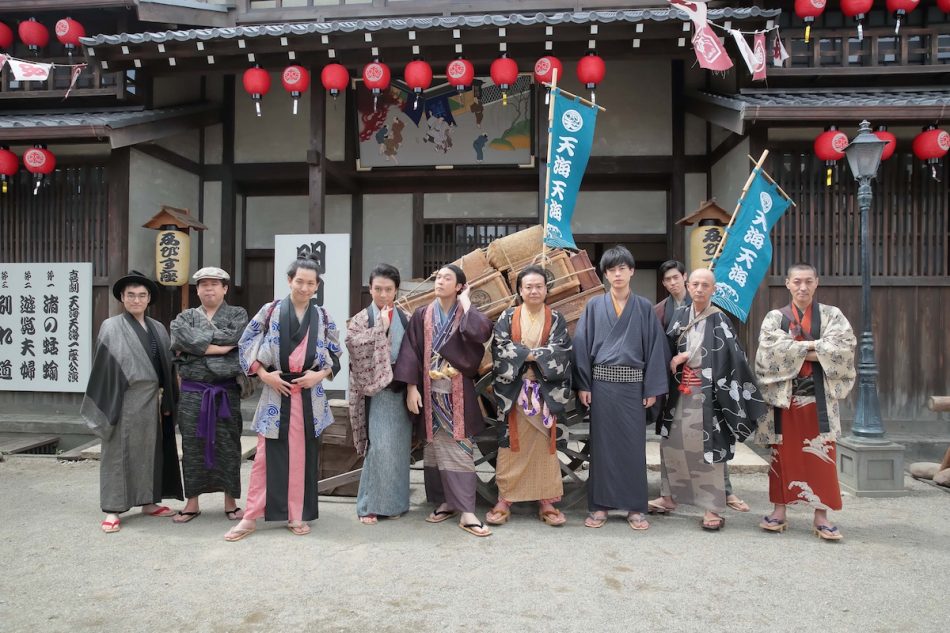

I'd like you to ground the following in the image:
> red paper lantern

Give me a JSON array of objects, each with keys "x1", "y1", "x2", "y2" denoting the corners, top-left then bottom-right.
[
  {"x1": 794, "y1": 0, "x2": 826, "y2": 43},
  {"x1": 0, "y1": 22, "x2": 13, "y2": 51},
  {"x1": 577, "y1": 51, "x2": 606, "y2": 103},
  {"x1": 533, "y1": 56, "x2": 563, "y2": 85},
  {"x1": 873, "y1": 126, "x2": 897, "y2": 162},
  {"x1": 0, "y1": 146, "x2": 18, "y2": 194},
  {"x1": 362, "y1": 59, "x2": 391, "y2": 110},
  {"x1": 912, "y1": 125, "x2": 950, "y2": 180},
  {"x1": 404, "y1": 58, "x2": 433, "y2": 110},
  {"x1": 446, "y1": 56, "x2": 474, "y2": 93},
  {"x1": 814, "y1": 125, "x2": 848, "y2": 187},
  {"x1": 939, "y1": 0, "x2": 950, "y2": 13},
  {"x1": 242, "y1": 65, "x2": 271, "y2": 117},
  {"x1": 886, "y1": 0, "x2": 919, "y2": 34},
  {"x1": 23, "y1": 145, "x2": 55, "y2": 195},
  {"x1": 841, "y1": 0, "x2": 873, "y2": 41},
  {"x1": 18, "y1": 18, "x2": 50, "y2": 54},
  {"x1": 320, "y1": 63, "x2": 349, "y2": 98},
  {"x1": 490, "y1": 54, "x2": 518, "y2": 106},
  {"x1": 281, "y1": 65, "x2": 310, "y2": 115},
  {"x1": 55, "y1": 17, "x2": 85, "y2": 55}
]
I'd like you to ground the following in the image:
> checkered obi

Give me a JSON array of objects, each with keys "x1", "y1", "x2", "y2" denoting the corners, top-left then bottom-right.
[{"x1": 592, "y1": 365, "x2": 643, "y2": 383}]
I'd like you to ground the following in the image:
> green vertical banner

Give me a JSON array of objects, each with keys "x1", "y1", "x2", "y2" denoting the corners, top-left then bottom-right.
[{"x1": 543, "y1": 88, "x2": 599, "y2": 249}]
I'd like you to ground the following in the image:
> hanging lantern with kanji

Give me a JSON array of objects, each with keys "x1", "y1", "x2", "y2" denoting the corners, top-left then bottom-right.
[
  {"x1": 887, "y1": 0, "x2": 920, "y2": 35},
  {"x1": 874, "y1": 125, "x2": 898, "y2": 162},
  {"x1": 814, "y1": 125, "x2": 848, "y2": 187},
  {"x1": 794, "y1": 0, "x2": 826, "y2": 44},
  {"x1": 490, "y1": 54, "x2": 518, "y2": 106},
  {"x1": 281, "y1": 65, "x2": 310, "y2": 115},
  {"x1": 0, "y1": 21, "x2": 13, "y2": 51},
  {"x1": 841, "y1": 0, "x2": 873, "y2": 41},
  {"x1": 446, "y1": 56, "x2": 474, "y2": 93},
  {"x1": 404, "y1": 58, "x2": 433, "y2": 110},
  {"x1": 912, "y1": 125, "x2": 949, "y2": 180},
  {"x1": 23, "y1": 144, "x2": 55, "y2": 195},
  {"x1": 362, "y1": 59, "x2": 391, "y2": 111},
  {"x1": 576, "y1": 51, "x2": 606, "y2": 104},
  {"x1": 242, "y1": 65, "x2": 271, "y2": 117},
  {"x1": 320, "y1": 63, "x2": 349, "y2": 100},
  {"x1": 534, "y1": 55, "x2": 563, "y2": 105},
  {"x1": 55, "y1": 17, "x2": 85, "y2": 57},
  {"x1": 939, "y1": 0, "x2": 950, "y2": 14},
  {"x1": 0, "y1": 146, "x2": 18, "y2": 194},
  {"x1": 18, "y1": 18, "x2": 49, "y2": 55}
]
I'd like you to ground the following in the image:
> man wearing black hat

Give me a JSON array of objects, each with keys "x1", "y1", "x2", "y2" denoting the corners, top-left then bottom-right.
[{"x1": 80, "y1": 270, "x2": 183, "y2": 533}]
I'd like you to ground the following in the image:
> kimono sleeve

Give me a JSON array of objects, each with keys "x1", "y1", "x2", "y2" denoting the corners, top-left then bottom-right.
[
  {"x1": 459, "y1": 305, "x2": 492, "y2": 346},
  {"x1": 491, "y1": 309, "x2": 530, "y2": 386},
  {"x1": 571, "y1": 301, "x2": 595, "y2": 393},
  {"x1": 213, "y1": 306, "x2": 250, "y2": 346},
  {"x1": 170, "y1": 310, "x2": 212, "y2": 356},
  {"x1": 815, "y1": 306, "x2": 857, "y2": 397},
  {"x1": 79, "y1": 325, "x2": 129, "y2": 440},
  {"x1": 322, "y1": 309, "x2": 343, "y2": 378},
  {"x1": 238, "y1": 301, "x2": 274, "y2": 375},
  {"x1": 393, "y1": 308, "x2": 425, "y2": 387},
  {"x1": 532, "y1": 311, "x2": 571, "y2": 385},
  {"x1": 640, "y1": 299, "x2": 671, "y2": 399}
]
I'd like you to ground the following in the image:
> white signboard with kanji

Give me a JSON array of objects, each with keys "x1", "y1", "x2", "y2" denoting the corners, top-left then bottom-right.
[{"x1": 0, "y1": 263, "x2": 93, "y2": 392}]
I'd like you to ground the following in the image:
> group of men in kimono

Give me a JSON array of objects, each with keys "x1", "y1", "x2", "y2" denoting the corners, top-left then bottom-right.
[{"x1": 82, "y1": 245, "x2": 855, "y2": 542}]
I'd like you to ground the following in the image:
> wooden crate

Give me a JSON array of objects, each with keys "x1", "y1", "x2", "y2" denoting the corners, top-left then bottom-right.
[
  {"x1": 505, "y1": 250, "x2": 580, "y2": 305},
  {"x1": 550, "y1": 285, "x2": 606, "y2": 337},
  {"x1": 451, "y1": 249, "x2": 493, "y2": 281},
  {"x1": 469, "y1": 270, "x2": 515, "y2": 319},
  {"x1": 569, "y1": 250, "x2": 602, "y2": 291},
  {"x1": 397, "y1": 289, "x2": 434, "y2": 315}
]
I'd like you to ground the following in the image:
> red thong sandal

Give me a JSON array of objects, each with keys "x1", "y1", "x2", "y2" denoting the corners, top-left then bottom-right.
[
  {"x1": 100, "y1": 519, "x2": 121, "y2": 533},
  {"x1": 144, "y1": 505, "x2": 175, "y2": 518}
]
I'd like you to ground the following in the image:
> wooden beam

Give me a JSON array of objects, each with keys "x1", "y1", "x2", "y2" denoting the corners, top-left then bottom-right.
[
  {"x1": 670, "y1": 59, "x2": 686, "y2": 265},
  {"x1": 108, "y1": 109, "x2": 221, "y2": 149},
  {"x1": 135, "y1": 143, "x2": 201, "y2": 175},
  {"x1": 309, "y1": 87, "x2": 327, "y2": 233},
  {"x1": 412, "y1": 191, "x2": 424, "y2": 278},
  {"x1": 350, "y1": 194, "x2": 364, "y2": 315},
  {"x1": 220, "y1": 76, "x2": 236, "y2": 278},
  {"x1": 107, "y1": 147, "x2": 130, "y2": 317},
  {"x1": 708, "y1": 131, "x2": 749, "y2": 167}
]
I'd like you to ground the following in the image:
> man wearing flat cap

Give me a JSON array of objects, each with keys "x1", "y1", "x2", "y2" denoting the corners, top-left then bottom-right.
[
  {"x1": 81, "y1": 270, "x2": 183, "y2": 533},
  {"x1": 169, "y1": 267, "x2": 249, "y2": 524}
]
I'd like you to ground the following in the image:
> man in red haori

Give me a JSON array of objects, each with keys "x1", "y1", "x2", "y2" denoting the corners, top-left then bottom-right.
[{"x1": 755, "y1": 263, "x2": 856, "y2": 541}]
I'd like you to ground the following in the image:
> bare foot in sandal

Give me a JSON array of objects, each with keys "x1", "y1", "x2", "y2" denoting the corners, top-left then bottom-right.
[{"x1": 585, "y1": 511, "x2": 608, "y2": 528}]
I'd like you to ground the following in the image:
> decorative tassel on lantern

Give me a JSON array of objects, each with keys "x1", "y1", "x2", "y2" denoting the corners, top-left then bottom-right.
[
  {"x1": 23, "y1": 144, "x2": 55, "y2": 195},
  {"x1": 912, "y1": 125, "x2": 950, "y2": 181},
  {"x1": 794, "y1": 0, "x2": 826, "y2": 44},
  {"x1": 0, "y1": 146, "x2": 17, "y2": 194},
  {"x1": 814, "y1": 125, "x2": 848, "y2": 187},
  {"x1": 281, "y1": 65, "x2": 310, "y2": 115},
  {"x1": 841, "y1": 0, "x2": 872, "y2": 41},
  {"x1": 490, "y1": 54, "x2": 518, "y2": 106}
]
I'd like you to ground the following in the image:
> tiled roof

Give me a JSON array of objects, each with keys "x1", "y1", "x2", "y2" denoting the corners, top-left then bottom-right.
[
  {"x1": 80, "y1": 7, "x2": 781, "y2": 46},
  {"x1": 694, "y1": 89, "x2": 950, "y2": 113},
  {"x1": 0, "y1": 103, "x2": 217, "y2": 130}
]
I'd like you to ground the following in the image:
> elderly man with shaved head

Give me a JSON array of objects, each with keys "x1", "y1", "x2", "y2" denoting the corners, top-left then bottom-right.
[{"x1": 649, "y1": 268, "x2": 767, "y2": 531}]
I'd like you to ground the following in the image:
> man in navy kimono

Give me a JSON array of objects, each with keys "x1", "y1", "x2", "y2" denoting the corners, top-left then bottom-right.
[{"x1": 573, "y1": 246, "x2": 670, "y2": 530}]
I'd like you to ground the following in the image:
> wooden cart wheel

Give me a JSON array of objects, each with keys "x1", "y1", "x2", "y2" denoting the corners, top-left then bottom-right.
[{"x1": 472, "y1": 373, "x2": 591, "y2": 507}]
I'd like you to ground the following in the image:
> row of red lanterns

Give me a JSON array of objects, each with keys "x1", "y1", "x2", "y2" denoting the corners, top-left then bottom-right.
[
  {"x1": 0, "y1": 17, "x2": 86, "y2": 56},
  {"x1": 242, "y1": 53, "x2": 606, "y2": 115},
  {"x1": 814, "y1": 124, "x2": 949, "y2": 185},
  {"x1": 0, "y1": 145, "x2": 57, "y2": 195},
  {"x1": 797, "y1": 1, "x2": 950, "y2": 42}
]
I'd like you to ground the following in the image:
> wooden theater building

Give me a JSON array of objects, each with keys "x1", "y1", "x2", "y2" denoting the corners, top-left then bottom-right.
[{"x1": 0, "y1": 0, "x2": 947, "y2": 453}]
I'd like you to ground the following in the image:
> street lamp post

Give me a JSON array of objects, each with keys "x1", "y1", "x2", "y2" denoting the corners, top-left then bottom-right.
[
  {"x1": 843, "y1": 120, "x2": 887, "y2": 441},
  {"x1": 837, "y1": 119, "x2": 906, "y2": 496}
]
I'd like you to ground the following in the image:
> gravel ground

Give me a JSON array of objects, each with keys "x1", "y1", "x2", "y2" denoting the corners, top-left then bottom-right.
[{"x1": 1, "y1": 456, "x2": 947, "y2": 633}]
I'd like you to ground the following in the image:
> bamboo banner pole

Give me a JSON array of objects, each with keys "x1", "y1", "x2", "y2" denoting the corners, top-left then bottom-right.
[
  {"x1": 543, "y1": 84, "x2": 607, "y2": 112},
  {"x1": 708, "y1": 149, "x2": 770, "y2": 269},
  {"x1": 540, "y1": 68, "x2": 560, "y2": 272},
  {"x1": 746, "y1": 154, "x2": 797, "y2": 207}
]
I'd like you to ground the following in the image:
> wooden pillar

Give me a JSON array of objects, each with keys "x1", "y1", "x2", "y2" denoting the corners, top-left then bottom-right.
[
  {"x1": 536, "y1": 86, "x2": 548, "y2": 223},
  {"x1": 412, "y1": 191, "x2": 424, "y2": 278},
  {"x1": 670, "y1": 59, "x2": 686, "y2": 263},
  {"x1": 106, "y1": 147, "x2": 130, "y2": 317},
  {"x1": 308, "y1": 86, "x2": 327, "y2": 233},
  {"x1": 350, "y1": 194, "x2": 363, "y2": 315},
  {"x1": 220, "y1": 75, "x2": 236, "y2": 279}
]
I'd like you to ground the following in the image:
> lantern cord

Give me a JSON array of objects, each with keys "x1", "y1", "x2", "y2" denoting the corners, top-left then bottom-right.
[
  {"x1": 708, "y1": 149, "x2": 770, "y2": 270},
  {"x1": 706, "y1": 22, "x2": 779, "y2": 37}
]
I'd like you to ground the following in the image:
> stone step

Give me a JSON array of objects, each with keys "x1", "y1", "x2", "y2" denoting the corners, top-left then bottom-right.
[{"x1": 0, "y1": 433, "x2": 59, "y2": 455}]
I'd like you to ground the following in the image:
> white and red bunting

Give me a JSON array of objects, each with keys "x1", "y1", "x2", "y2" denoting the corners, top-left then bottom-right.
[
  {"x1": 669, "y1": 0, "x2": 734, "y2": 72},
  {"x1": 9, "y1": 58, "x2": 52, "y2": 81},
  {"x1": 752, "y1": 32, "x2": 768, "y2": 80},
  {"x1": 772, "y1": 29, "x2": 790, "y2": 67},
  {"x1": 730, "y1": 30, "x2": 767, "y2": 81}
]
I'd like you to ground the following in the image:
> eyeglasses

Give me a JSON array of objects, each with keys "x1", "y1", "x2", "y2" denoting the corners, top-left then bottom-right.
[{"x1": 123, "y1": 293, "x2": 150, "y2": 302}]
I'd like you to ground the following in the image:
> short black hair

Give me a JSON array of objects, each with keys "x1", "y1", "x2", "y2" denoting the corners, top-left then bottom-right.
[
  {"x1": 287, "y1": 255, "x2": 322, "y2": 281},
  {"x1": 659, "y1": 260, "x2": 686, "y2": 277},
  {"x1": 369, "y1": 263, "x2": 401, "y2": 288},
  {"x1": 515, "y1": 265, "x2": 550, "y2": 293},
  {"x1": 786, "y1": 262, "x2": 818, "y2": 278},
  {"x1": 441, "y1": 264, "x2": 466, "y2": 294},
  {"x1": 599, "y1": 245, "x2": 635, "y2": 272}
]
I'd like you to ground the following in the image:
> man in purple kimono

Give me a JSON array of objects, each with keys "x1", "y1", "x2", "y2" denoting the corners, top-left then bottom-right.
[
  {"x1": 573, "y1": 246, "x2": 670, "y2": 530},
  {"x1": 394, "y1": 264, "x2": 493, "y2": 537}
]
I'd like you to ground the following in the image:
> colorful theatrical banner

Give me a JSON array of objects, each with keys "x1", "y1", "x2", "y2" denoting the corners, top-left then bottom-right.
[
  {"x1": 543, "y1": 88, "x2": 599, "y2": 249},
  {"x1": 711, "y1": 170, "x2": 791, "y2": 322}
]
